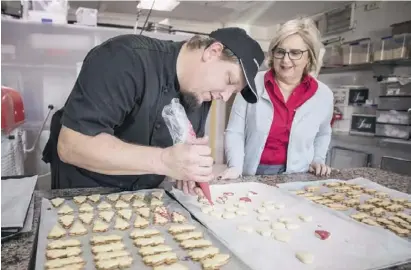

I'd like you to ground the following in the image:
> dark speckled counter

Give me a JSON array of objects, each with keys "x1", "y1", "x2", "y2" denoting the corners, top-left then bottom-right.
[{"x1": 2, "y1": 168, "x2": 411, "y2": 270}]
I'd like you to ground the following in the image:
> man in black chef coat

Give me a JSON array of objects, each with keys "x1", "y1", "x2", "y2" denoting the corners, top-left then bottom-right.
[{"x1": 43, "y1": 27, "x2": 264, "y2": 195}]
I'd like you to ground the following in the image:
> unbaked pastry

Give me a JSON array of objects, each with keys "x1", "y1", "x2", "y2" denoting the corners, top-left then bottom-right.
[
  {"x1": 99, "y1": 211, "x2": 114, "y2": 223},
  {"x1": 295, "y1": 252, "x2": 314, "y2": 264},
  {"x1": 51, "y1": 198, "x2": 65, "y2": 208}
]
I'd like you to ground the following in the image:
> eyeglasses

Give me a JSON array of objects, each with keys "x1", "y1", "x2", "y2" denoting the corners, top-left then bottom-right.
[{"x1": 272, "y1": 48, "x2": 308, "y2": 60}]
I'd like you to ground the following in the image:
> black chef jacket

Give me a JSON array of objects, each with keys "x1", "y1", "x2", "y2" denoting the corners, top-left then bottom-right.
[{"x1": 42, "y1": 34, "x2": 211, "y2": 190}]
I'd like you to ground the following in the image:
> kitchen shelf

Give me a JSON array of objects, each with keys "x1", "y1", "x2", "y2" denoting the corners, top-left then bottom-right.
[{"x1": 320, "y1": 59, "x2": 411, "y2": 74}]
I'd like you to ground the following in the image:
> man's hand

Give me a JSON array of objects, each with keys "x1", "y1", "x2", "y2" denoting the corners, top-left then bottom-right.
[
  {"x1": 309, "y1": 162, "x2": 332, "y2": 177},
  {"x1": 161, "y1": 136, "x2": 214, "y2": 182},
  {"x1": 217, "y1": 167, "x2": 242, "y2": 180},
  {"x1": 175, "y1": 180, "x2": 204, "y2": 196}
]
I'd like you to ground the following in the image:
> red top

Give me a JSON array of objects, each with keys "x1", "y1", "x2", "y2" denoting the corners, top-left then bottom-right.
[{"x1": 259, "y1": 70, "x2": 318, "y2": 165}]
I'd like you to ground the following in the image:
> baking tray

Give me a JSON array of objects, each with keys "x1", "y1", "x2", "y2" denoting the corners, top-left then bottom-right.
[
  {"x1": 171, "y1": 183, "x2": 411, "y2": 270},
  {"x1": 277, "y1": 177, "x2": 411, "y2": 240},
  {"x1": 35, "y1": 189, "x2": 251, "y2": 270}
]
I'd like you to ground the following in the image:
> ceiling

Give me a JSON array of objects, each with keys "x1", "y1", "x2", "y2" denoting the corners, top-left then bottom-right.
[{"x1": 68, "y1": 1, "x2": 349, "y2": 27}]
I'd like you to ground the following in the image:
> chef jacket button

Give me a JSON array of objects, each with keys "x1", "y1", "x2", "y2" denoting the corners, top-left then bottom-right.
[{"x1": 155, "y1": 124, "x2": 161, "y2": 129}]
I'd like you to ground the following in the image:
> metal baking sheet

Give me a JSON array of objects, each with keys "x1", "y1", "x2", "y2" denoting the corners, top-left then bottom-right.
[
  {"x1": 171, "y1": 182, "x2": 411, "y2": 270},
  {"x1": 35, "y1": 189, "x2": 251, "y2": 270},
  {"x1": 277, "y1": 177, "x2": 411, "y2": 240}
]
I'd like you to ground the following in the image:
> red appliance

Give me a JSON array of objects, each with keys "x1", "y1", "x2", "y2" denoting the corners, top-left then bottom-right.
[
  {"x1": 1, "y1": 86, "x2": 25, "y2": 135},
  {"x1": 331, "y1": 106, "x2": 343, "y2": 127}
]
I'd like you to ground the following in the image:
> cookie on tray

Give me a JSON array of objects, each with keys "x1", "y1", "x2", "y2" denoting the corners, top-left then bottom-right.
[
  {"x1": 50, "y1": 198, "x2": 65, "y2": 208},
  {"x1": 78, "y1": 213, "x2": 94, "y2": 225},
  {"x1": 326, "y1": 203, "x2": 349, "y2": 211},
  {"x1": 139, "y1": 245, "x2": 173, "y2": 257},
  {"x1": 323, "y1": 182, "x2": 342, "y2": 188},
  {"x1": 188, "y1": 246, "x2": 219, "y2": 261},
  {"x1": 357, "y1": 204, "x2": 375, "y2": 212},
  {"x1": 375, "y1": 200, "x2": 391, "y2": 208},
  {"x1": 343, "y1": 198, "x2": 360, "y2": 207},
  {"x1": 374, "y1": 192, "x2": 388, "y2": 199},
  {"x1": 396, "y1": 212, "x2": 411, "y2": 223},
  {"x1": 350, "y1": 212, "x2": 369, "y2": 221},
  {"x1": 362, "y1": 188, "x2": 377, "y2": 195},
  {"x1": 304, "y1": 186, "x2": 320, "y2": 193},
  {"x1": 385, "y1": 204, "x2": 404, "y2": 212},
  {"x1": 386, "y1": 225, "x2": 410, "y2": 237},
  {"x1": 361, "y1": 218, "x2": 380, "y2": 227},
  {"x1": 143, "y1": 252, "x2": 178, "y2": 267},
  {"x1": 329, "y1": 194, "x2": 345, "y2": 202},
  {"x1": 346, "y1": 190, "x2": 362, "y2": 198},
  {"x1": 48, "y1": 224, "x2": 66, "y2": 239},
  {"x1": 369, "y1": 208, "x2": 386, "y2": 217},
  {"x1": 391, "y1": 198, "x2": 408, "y2": 205},
  {"x1": 201, "y1": 254, "x2": 230, "y2": 270}
]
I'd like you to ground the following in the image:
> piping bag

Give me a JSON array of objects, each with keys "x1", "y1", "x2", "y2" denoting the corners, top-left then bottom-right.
[{"x1": 162, "y1": 99, "x2": 213, "y2": 205}]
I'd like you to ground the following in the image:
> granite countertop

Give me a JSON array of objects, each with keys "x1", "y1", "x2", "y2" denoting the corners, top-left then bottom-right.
[{"x1": 2, "y1": 168, "x2": 411, "y2": 270}]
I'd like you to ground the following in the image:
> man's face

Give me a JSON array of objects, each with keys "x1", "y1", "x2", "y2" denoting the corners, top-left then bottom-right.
[{"x1": 181, "y1": 42, "x2": 246, "y2": 109}]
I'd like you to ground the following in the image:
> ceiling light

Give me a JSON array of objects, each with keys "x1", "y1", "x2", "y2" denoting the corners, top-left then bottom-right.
[{"x1": 137, "y1": 0, "x2": 180, "y2": 12}]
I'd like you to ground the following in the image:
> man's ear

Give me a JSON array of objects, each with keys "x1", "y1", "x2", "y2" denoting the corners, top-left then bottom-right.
[{"x1": 202, "y1": 42, "x2": 224, "y2": 62}]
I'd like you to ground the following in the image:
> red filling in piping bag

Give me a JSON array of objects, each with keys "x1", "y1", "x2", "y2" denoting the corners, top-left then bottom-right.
[{"x1": 198, "y1": 182, "x2": 213, "y2": 205}]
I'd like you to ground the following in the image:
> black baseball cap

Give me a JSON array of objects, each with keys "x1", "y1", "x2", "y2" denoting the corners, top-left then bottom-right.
[{"x1": 209, "y1": 27, "x2": 265, "y2": 103}]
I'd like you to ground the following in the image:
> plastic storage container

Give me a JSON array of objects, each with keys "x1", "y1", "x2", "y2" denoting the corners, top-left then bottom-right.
[
  {"x1": 376, "y1": 123, "x2": 411, "y2": 139},
  {"x1": 378, "y1": 97, "x2": 411, "y2": 110},
  {"x1": 391, "y1": 33, "x2": 411, "y2": 59},
  {"x1": 376, "y1": 110, "x2": 411, "y2": 125},
  {"x1": 342, "y1": 39, "x2": 372, "y2": 65},
  {"x1": 373, "y1": 36, "x2": 394, "y2": 61},
  {"x1": 323, "y1": 43, "x2": 343, "y2": 67},
  {"x1": 380, "y1": 80, "x2": 411, "y2": 96}
]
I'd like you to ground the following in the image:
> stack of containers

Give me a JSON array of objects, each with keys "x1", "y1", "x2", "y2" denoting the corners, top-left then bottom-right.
[{"x1": 376, "y1": 77, "x2": 411, "y2": 140}]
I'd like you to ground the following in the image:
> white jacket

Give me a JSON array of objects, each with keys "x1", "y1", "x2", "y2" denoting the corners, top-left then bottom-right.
[{"x1": 224, "y1": 71, "x2": 334, "y2": 175}]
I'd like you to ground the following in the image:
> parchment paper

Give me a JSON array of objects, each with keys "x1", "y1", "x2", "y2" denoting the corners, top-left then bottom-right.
[
  {"x1": 171, "y1": 182, "x2": 411, "y2": 270},
  {"x1": 35, "y1": 189, "x2": 251, "y2": 270},
  {"x1": 1, "y1": 175, "x2": 38, "y2": 229}
]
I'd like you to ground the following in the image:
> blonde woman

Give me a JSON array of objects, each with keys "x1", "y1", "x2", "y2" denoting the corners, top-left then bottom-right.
[{"x1": 219, "y1": 17, "x2": 333, "y2": 179}]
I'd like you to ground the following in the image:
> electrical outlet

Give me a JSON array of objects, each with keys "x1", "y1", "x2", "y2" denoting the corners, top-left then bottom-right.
[{"x1": 364, "y1": 2, "x2": 381, "y2": 11}]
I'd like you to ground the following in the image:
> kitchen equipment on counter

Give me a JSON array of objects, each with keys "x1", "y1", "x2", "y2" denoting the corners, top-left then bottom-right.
[
  {"x1": 1, "y1": 86, "x2": 25, "y2": 135},
  {"x1": 1, "y1": 175, "x2": 38, "y2": 241}
]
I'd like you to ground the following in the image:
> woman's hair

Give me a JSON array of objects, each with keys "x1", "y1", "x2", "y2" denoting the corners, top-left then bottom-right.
[
  {"x1": 186, "y1": 35, "x2": 238, "y2": 63},
  {"x1": 267, "y1": 17, "x2": 324, "y2": 76}
]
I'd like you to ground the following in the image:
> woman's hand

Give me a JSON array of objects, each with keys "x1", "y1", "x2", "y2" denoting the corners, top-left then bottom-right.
[
  {"x1": 309, "y1": 162, "x2": 332, "y2": 177},
  {"x1": 217, "y1": 167, "x2": 242, "y2": 180}
]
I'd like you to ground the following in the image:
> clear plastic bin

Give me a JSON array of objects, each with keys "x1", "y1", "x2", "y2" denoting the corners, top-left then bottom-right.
[
  {"x1": 391, "y1": 33, "x2": 411, "y2": 59},
  {"x1": 323, "y1": 43, "x2": 343, "y2": 67},
  {"x1": 378, "y1": 97, "x2": 411, "y2": 110},
  {"x1": 342, "y1": 39, "x2": 372, "y2": 65},
  {"x1": 380, "y1": 80, "x2": 411, "y2": 96},
  {"x1": 373, "y1": 36, "x2": 394, "y2": 61},
  {"x1": 376, "y1": 123, "x2": 411, "y2": 139},
  {"x1": 376, "y1": 110, "x2": 411, "y2": 125}
]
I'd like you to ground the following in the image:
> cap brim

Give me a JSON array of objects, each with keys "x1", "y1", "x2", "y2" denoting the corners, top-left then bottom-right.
[{"x1": 239, "y1": 58, "x2": 258, "y2": 104}]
